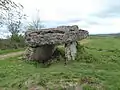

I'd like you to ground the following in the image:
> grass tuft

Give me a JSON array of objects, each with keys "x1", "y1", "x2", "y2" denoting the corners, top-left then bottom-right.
[{"x1": 0, "y1": 36, "x2": 120, "y2": 89}]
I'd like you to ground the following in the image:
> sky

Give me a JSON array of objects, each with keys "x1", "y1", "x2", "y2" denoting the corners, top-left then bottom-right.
[{"x1": 0, "y1": 0, "x2": 120, "y2": 38}]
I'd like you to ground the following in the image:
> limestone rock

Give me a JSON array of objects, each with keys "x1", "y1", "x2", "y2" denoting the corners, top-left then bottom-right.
[
  {"x1": 65, "y1": 42, "x2": 77, "y2": 61},
  {"x1": 25, "y1": 25, "x2": 89, "y2": 47},
  {"x1": 24, "y1": 47, "x2": 34, "y2": 61},
  {"x1": 24, "y1": 25, "x2": 89, "y2": 63}
]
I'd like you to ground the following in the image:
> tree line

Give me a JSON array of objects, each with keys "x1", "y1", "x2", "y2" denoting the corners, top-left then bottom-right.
[{"x1": 0, "y1": 0, "x2": 44, "y2": 49}]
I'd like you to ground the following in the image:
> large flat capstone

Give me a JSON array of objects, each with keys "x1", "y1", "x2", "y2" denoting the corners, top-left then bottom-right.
[{"x1": 25, "y1": 25, "x2": 89, "y2": 47}]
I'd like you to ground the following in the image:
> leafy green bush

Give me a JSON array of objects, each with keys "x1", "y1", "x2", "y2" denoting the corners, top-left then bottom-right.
[
  {"x1": 0, "y1": 34, "x2": 26, "y2": 50},
  {"x1": 76, "y1": 44, "x2": 97, "y2": 63}
]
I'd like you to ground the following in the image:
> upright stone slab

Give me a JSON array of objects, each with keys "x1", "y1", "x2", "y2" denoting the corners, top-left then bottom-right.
[
  {"x1": 25, "y1": 25, "x2": 89, "y2": 63},
  {"x1": 65, "y1": 42, "x2": 77, "y2": 61}
]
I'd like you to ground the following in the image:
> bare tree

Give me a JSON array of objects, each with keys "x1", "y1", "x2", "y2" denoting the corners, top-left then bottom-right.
[
  {"x1": 0, "y1": 0, "x2": 23, "y2": 26},
  {"x1": 0, "y1": 0, "x2": 26, "y2": 48},
  {"x1": 0, "y1": 0, "x2": 19, "y2": 10},
  {"x1": 0, "y1": 0, "x2": 26, "y2": 36},
  {"x1": 28, "y1": 9, "x2": 44, "y2": 31},
  {"x1": 5, "y1": 8, "x2": 26, "y2": 35}
]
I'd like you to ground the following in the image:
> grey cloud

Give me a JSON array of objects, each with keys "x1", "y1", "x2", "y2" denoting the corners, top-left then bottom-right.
[
  {"x1": 42, "y1": 19, "x2": 82, "y2": 28},
  {"x1": 42, "y1": 19, "x2": 82, "y2": 24},
  {"x1": 0, "y1": 27, "x2": 9, "y2": 33},
  {"x1": 43, "y1": 18, "x2": 103, "y2": 29},
  {"x1": 92, "y1": 0, "x2": 120, "y2": 18},
  {"x1": 85, "y1": 20, "x2": 100, "y2": 25}
]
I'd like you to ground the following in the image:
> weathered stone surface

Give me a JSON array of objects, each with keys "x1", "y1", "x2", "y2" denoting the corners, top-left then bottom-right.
[
  {"x1": 65, "y1": 42, "x2": 77, "y2": 61},
  {"x1": 25, "y1": 25, "x2": 89, "y2": 47},
  {"x1": 24, "y1": 47, "x2": 34, "y2": 60},
  {"x1": 25, "y1": 25, "x2": 89, "y2": 63}
]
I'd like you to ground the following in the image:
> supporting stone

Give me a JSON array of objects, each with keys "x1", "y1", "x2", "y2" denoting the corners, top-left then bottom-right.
[
  {"x1": 24, "y1": 47, "x2": 34, "y2": 61},
  {"x1": 65, "y1": 41, "x2": 77, "y2": 61}
]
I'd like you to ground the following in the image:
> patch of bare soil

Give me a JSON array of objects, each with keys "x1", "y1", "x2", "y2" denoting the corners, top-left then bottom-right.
[{"x1": 0, "y1": 51, "x2": 24, "y2": 60}]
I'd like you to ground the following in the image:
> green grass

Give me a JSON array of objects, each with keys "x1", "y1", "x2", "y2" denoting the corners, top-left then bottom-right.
[
  {"x1": 0, "y1": 36, "x2": 120, "y2": 90},
  {"x1": 0, "y1": 48, "x2": 24, "y2": 55}
]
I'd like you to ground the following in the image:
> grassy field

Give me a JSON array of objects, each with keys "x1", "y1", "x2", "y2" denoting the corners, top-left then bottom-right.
[
  {"x1": 0, "y1": 48, "x2": 24, "y2": 55},
  {"x1": 0, "y1": 36, "x2": 120, "y2": 90}
]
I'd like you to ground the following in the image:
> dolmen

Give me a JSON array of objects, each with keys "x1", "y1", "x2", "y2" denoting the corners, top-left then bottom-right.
[{"x1": 25, "y1": 25, "x2": 89, "y2": 64}]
